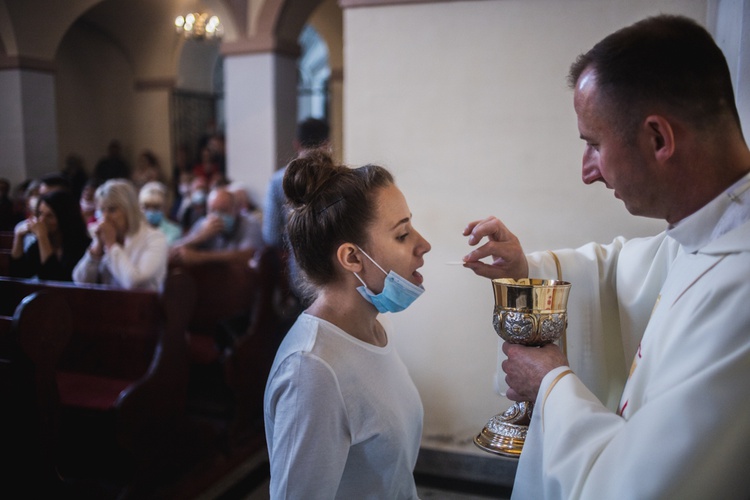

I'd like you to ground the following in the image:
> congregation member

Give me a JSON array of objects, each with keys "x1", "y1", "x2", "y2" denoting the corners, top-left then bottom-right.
[
  {"x1": 264, "y1": 150, "x2": 431, "y2": 498},
  {"x1": 169, "y1": 185, "x2": 263, "y2": 267},
  {"x1": 73, "y1": 179, "x2": 168, "y2": 291},
  {"x1": 139, "y1": 181, "x2": 182, "y2": 244},
  {"x1": 176, "y1": 175, "x2": 208, "y2": 233},
  {"x1": 93, "y1": 139, "x2": 131, "y2": 184},
  {"x1": 463, "y1": 15, "x2": 750, "y2": 499},
  {"x1": 262, "y1": 117, "x2": 330, "y2": 304},
  {"x1": 9, "y1": 189, "x2": 90, "y2": 282}
]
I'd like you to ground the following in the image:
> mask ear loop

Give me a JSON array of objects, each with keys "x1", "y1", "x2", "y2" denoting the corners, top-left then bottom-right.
[{"x1": 355, "y1": 245, "x2": 388, "y2": 276}]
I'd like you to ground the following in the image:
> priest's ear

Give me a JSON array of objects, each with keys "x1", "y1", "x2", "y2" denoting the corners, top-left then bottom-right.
[
  {"x1": 643, "y1": 114, "x2": 676, "y2": 163},
  {"x1": 337, "y1": 243, "x2": 364, "y2": 273}
]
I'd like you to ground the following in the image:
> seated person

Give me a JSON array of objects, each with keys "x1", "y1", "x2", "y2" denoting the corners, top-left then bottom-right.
[
  {"x1": 79, "y1": 178, "x2": 100, "y2": 225},
  {"x1": 176, "y1": 175, "x2": 208, "y2": 233},
  {"x1": 169, "y1": 186, "x2": 263, "y2": 267},
  {"x1": 73, "y1": 179, "x2": 168, "y2": 291},
  {"x1": 139, "y1": 181, "x2": 182, "y2": 244},
  {"x1": 9, "y1": 189, "x2": 91, "y2": 281}
]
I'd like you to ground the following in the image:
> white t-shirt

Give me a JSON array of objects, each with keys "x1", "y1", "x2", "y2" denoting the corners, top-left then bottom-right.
[{"x1": 264, "y1": 313, "x2": 423, "y2": 500}]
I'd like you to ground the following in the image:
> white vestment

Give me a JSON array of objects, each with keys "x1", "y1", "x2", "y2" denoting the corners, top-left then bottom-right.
[{"x1": 512, "y1": 174, "x2": 750, "y2": 499}]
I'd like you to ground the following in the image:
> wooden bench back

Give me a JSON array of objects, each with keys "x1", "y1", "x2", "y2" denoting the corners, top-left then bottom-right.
[
  {"x1": 0, "y1": 231, "x2": 12, "y2": 250},
  {"x1": 175, "y1": 260, "x2": 258, "y2": 334},
  {"x1": 0, "y1": 278, "x2": 161, "y2": 380}
]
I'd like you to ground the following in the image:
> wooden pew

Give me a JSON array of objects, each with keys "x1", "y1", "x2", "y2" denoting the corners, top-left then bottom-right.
[
  {"x1": 170, "y1": 259, "x2": 259, "y2": 424},
  {"x1": 0, "y1": 274, "x2": 195, "y2": 497},
  {"x1": 223, "y1": 246, "x2": 294, "y2": 445},
  {"x1": 0, "y1": 230, "x2": 12, "y2": 250},
  {"x1": 0, "y1": 249, "x2": 10, "y2": 277},
  {"x1": 154, "y1": 248, "x2": 294, "y2": 498},
  {"x1": 0, "y1": 291, "x2": 72, "y2": 494}
]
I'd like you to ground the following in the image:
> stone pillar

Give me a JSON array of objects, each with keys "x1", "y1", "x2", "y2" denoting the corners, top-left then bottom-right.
[
  {"x1": 222, "y1": 50, "x2": 298, "y2": 205},
  {"x1": 0, "y1": 63, "x2": 58, "y2": 187}
]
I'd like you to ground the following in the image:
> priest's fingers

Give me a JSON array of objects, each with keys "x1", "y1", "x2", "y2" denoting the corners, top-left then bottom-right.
[
  {"x1": 463, "y1": 215, "x2": 511, "y2": 245},
  {"x1": 463, "y1": 216, "x2": 528, "y2": 278}
]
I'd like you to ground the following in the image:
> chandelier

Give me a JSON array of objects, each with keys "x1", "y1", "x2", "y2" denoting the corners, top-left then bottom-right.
[{"x1": 174, "y1": 12, "x2": 223, "y2": 40}]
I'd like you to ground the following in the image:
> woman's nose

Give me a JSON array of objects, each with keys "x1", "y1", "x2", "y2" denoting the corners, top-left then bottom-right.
[{"x1": 417, "y1": 232, "x2": 431, "y2": 255}]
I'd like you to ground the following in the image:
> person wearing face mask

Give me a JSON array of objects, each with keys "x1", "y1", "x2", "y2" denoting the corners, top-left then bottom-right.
[
  {"x1": 138, "y1": 181, "x2": 182, "y2": 245},
  {"x1": 263, "y1": 150, "x2": 431, "y2": 499},
  {"x1": 72, "y1": 179, "x2": 168, "y2": 291},
  {"x1": 168, "y1": 185, "x2": 263, "y2": 267}
]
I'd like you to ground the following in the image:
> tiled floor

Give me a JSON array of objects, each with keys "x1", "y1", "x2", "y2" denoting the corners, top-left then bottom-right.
[
  {"x1": 235, "y1": 479, "x2": 508, "y2": 500},
  {"x1": 194, "y1": 437, "x2": 515, "y2": 500}
]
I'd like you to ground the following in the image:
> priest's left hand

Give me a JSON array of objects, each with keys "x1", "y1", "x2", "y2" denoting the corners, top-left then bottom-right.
[{"x1": 502, "y1": 342, "x2": 569, "y2": 401}]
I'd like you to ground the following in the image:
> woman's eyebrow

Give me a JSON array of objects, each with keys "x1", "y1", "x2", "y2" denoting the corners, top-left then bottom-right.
[{"x1": 391, "y1": 214, "x2": 412, "y2": 230}]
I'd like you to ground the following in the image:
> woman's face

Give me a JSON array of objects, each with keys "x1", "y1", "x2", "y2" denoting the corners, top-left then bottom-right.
[
  {"x1": 36, "y1": 201, "x2": 59, "y2": 234},
  {"x1": 359, "y1": 184, "x2": 431, "y2": 292},
  {"x1": 99, "y1": 202, "x2": 129, "y2": 237}
]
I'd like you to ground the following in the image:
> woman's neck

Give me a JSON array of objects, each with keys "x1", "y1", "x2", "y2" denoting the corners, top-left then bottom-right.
[{"x1": 306, "y1": 287, "x2": 387, "y2": 347}]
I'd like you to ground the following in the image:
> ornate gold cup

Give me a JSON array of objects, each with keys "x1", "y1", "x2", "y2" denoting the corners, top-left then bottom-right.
[{"x1": 474, "y1": 278, "x2": 571, "y2": 457}]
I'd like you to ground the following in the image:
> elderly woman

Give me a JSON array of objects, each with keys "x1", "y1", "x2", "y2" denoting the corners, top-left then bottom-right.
[
  {"x1": 139, "y1": 181, "x2": 182, "y2": 244},
  {"x1": 73, "y1": 179, "x2": 168, "y2": 291}
]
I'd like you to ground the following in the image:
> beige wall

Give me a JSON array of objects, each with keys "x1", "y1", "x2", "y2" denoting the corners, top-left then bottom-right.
[
  {"x1": 344, "y1": 0, "x2": 705, "y2": 439},
  {"x1": 56, "y1": 20, "x2": 137, "y2": 176}
]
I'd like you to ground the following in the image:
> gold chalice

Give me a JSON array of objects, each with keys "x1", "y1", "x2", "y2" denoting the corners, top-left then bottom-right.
[{"x1": 474, "y1": 278, "x2": 571, "y2": 457}]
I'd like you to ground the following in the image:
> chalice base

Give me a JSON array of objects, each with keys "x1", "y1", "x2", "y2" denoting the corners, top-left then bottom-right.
[{"x1": 473, "y1": 401, "x2": 533, "y2": 457}]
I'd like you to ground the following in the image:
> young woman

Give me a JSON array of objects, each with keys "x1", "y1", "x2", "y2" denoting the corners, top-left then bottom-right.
[
  {"x1": 9, "y1": 189, "x2": 90, "y2": 281},
  {"x1": 73, "y1": 179, "x2": 168, "y2": 291},
  {"x1": 263, "y1": 150, "x2": 431, "y2": 499}
]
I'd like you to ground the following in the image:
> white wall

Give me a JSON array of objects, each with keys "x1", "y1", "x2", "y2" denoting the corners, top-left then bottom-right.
[
  {"x1": 344, "y1": 0, "x2": 707, "y2": 441},
  {"x1": 224, "y1": 52, "x2": 298, "y2": 206}
]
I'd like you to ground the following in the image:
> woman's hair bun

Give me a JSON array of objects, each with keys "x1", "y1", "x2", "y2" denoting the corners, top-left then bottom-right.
[{"x1": 283, "y1": 148, "x2": 343, "y2": 208}]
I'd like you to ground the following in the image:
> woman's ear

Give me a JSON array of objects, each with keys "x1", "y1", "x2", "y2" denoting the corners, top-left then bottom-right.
[
  {"x1": 337, "y1": 243, "x2": 363, "y2": 273},
  {"x1": 643, "y1": 114, "x2": 675, "y2": 163}
]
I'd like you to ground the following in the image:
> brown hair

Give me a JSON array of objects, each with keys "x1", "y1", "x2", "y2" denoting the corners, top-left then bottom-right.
[
  {"x1": 568, "y1": 15, "x2": 741, "y2": 141},
  {"x1": 283, "y1": 149, "x2": 394, "y2": 292}
]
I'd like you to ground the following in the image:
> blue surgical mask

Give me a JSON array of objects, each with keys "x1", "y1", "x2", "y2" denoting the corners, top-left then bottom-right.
[
  {"x1": 219, "y1": 213, "x2": 236, "y2": 234},
  {"x1": 191, "y1": 191, "x2": 207, "y2": 205},
  {"x1": 144, "y1": 209, "x2": 163, "y2": 226},
  {"x1": 354, "y1": 246, "x2": 425, "y2": 313}
]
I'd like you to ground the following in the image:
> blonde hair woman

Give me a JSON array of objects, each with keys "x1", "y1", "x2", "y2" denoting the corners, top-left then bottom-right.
[{"x1": 73, "y1": 179, "x2": 168, "y2": 291}]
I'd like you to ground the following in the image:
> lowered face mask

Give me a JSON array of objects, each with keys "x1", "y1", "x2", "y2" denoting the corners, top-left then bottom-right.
[{"x1": 354, "y1": 246, "x2": 425, "y2": 313}]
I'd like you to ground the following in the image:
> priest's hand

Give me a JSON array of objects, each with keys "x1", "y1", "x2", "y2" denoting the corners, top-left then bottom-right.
[
  {"x1": 462, "y1": 215, "x2": 528, "y2": 279},
  {"x1": 501, "y1": 342, "x2": 568, "y2": 401}
]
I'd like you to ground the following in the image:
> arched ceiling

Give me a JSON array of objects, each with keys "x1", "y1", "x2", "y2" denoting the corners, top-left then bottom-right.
[{"x1": 1, "y1": 0, "x2": 341, "y2": 79}]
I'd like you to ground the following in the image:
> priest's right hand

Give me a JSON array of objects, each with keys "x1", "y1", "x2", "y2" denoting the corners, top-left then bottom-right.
[{"x1": 462, "y1": 215, "x2": 528, "y2": 279}]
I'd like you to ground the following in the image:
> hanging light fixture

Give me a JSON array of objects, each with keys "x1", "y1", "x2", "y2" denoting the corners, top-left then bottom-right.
[{"x1": 175, "y1": 12, "x2": 223, "y2": 40}]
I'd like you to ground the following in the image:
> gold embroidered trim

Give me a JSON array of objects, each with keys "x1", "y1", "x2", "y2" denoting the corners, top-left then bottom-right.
[
  {"x1": 547, "y1": 250, "x2": 566, "y2": 357},
  {"x1": 542, "y1": 368, "x2": 573, "y2": 431},
  {"x1": 547, "y1": 250, "x2": 563, "y2": 281}
]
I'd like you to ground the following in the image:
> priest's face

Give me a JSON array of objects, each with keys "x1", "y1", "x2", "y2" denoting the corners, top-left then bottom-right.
[{"x1": 574, "y1": 68, "x2": 663, "y2": 219}]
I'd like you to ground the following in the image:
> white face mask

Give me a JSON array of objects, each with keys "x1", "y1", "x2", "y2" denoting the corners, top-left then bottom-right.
[{"x1": 353, "y1": 246, "x2": 425, "y2": 313}]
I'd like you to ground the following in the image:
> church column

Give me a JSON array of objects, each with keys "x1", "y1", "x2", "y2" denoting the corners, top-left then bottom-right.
[
  {"x1": 328, "y1": 67, "x2": 344, "y2": 162},
  {"x1": 0, "y1": 59, "x2": 58, "y2": 187},
  {"x1": 133, "y1": 77, "x2": 175, "y2": 177},
  {"x1": 221, "y1": 40, "x2": 299, "y2": 206}
]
